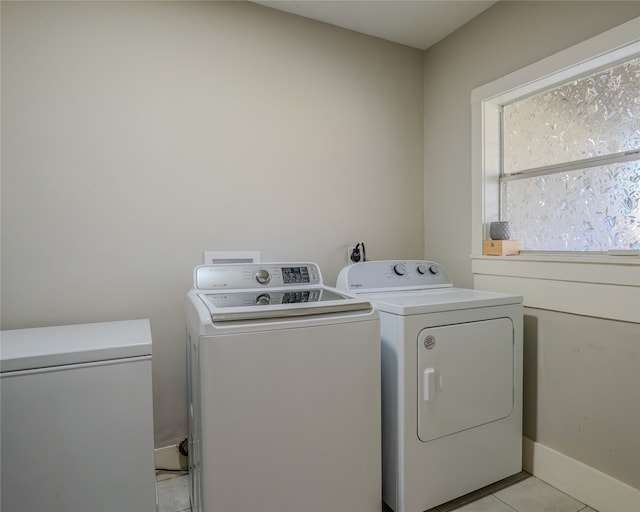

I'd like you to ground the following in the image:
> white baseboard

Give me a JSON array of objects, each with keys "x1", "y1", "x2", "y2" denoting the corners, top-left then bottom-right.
[
  {"x1": 154, "y1": 443, "x2": 188, "y2": 471},
  {"x1": 523, "y1": 437, "x2": 640, "y2": 512}
]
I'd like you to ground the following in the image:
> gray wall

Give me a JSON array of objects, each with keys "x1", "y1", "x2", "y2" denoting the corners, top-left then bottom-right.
[
  {"x1": 1, "y1": 1, "x2": 424, "y2": 446},
  {"x1": 524, "y1": 309, "x2": 639, "y2": 488}
]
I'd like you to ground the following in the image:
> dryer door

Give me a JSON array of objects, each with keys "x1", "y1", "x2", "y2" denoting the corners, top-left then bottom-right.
[{"x1": 417, "y1": 318, "x2": 513, "y2": 442}]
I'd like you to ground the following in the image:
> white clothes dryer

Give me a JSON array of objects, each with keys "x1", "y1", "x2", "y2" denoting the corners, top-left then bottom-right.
[
  {"x1": 185, "y1": 262, "x2": 382, "y2": 512},
  {"x1": 336, "y1": 260, "x2": 523, "y2": 512}
]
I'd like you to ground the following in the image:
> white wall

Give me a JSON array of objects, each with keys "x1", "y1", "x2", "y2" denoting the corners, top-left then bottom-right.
[{"x1": 0, "y1": 1, "x2": 424, "y2": 446}]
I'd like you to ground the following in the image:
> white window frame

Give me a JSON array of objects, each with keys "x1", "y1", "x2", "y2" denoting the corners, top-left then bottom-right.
[{"x1": 470, "y1": 17, "x2": 640, "y2": 323}]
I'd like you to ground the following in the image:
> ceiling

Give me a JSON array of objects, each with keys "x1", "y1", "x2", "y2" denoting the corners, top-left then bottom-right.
[{"x1": 252, "y1": 0, "x2": 499, "y2": 50}]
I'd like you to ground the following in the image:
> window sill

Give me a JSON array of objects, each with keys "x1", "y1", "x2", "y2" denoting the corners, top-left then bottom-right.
[
  {"x1": 471, "y1": 253, "x2": 640, "y2": 322},
  {"x1": 472, "y1": 252, "x2": 640, "y2": 266},
  {"x1": 471, "y1": 253, "x2": 640, "y2": 286}
]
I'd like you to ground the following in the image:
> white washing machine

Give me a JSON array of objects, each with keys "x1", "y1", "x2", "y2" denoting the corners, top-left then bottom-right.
[
  {"x1": 185, "y1": 262, "x2": 382, "y2": 512},
  {"x1": 336, "y1": 260, "x2": 523, "y2": 512}
]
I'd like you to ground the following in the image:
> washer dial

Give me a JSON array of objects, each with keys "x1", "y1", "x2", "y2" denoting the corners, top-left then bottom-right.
[
  {"x1": 255, "y1": 294, "x2": 271, "y2": 305},
  {"x1": 393, "y1": 263, "x2": 407, "y2": 276},
  {"x1": 255, "y1": 269, "x2": 271, "y2": 285}
]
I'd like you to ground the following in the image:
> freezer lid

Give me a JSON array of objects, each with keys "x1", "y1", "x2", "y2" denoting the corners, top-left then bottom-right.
[{"x1": 0, "y1": 319, "x2": 152, "y2": 373}]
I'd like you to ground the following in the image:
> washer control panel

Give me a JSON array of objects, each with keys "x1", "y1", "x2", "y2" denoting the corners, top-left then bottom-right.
[
  {"x1": 194, "y1": 263, "x2": 322, "y2": 290},
  {"x1": 336, "y1": 260, "x2": 452, "y2": 292}
]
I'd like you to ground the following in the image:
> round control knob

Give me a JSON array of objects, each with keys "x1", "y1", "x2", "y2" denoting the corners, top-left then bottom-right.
[
  {"x1": 429, "y1": 264, "x2": 440, "y2": 275},
  {"x1": 255, "y1": 268, "x2": 271, "y2": 285},
  {"x1": 417, "y1": 264, "x2": 427, "y2": 275},
  {"x1": 393, "y1": 263, "x2": 407, "y2": 276},
  {"x1": 255, "y1": 294, "x2": 271, "y2": 305}
]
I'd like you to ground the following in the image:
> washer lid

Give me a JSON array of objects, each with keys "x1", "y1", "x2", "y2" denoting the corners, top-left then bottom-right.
[
  {"x1": 0, "y1": 319, "x2": 152, "y2": 373},
  {"x1": 361, "y1": 287, "x2": 522, "y2": 315},
  {"x1": 198, "y1": 286, "x2": 373, "y2": 322}
]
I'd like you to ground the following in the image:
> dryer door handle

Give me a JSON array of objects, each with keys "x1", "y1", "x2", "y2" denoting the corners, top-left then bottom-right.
[{"x1": 423, "y1": 368, "x2": 436, "y2": 401}]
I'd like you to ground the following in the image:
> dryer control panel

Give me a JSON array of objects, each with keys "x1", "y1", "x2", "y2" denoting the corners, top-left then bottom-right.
[{"x1": 336, "y1": 260, "x2": 452, "y2": 292}]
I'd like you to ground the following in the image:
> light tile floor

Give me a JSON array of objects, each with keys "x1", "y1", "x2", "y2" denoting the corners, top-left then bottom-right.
[
  {"x1": 156, "y1": 471, "x2": 597, "y2": 512},
  {"x1": 157, "y1": 472, "x2": 190, "y2": 512}
]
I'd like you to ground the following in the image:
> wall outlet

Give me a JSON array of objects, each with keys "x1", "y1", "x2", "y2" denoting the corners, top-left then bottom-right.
[{"x1": 347, "y1": 246, "x2": 361, "y2": 265}]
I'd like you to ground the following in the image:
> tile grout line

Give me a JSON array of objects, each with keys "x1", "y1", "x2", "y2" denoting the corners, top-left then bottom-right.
[{"x1": 492, "y1": 493, "x2": 525, "y2": 512}]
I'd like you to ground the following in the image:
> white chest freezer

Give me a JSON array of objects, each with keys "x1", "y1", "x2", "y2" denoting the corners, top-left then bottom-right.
[{"x1": 1, "y1": 319, "x2": 157, "y2": 512}]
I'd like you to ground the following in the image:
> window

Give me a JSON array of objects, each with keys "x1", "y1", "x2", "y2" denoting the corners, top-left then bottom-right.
[
  {"x1": 471, "y1": 17, "x2": 640, "y2": 256},
  {"x1": 470, "y1": 17, "x2": 640, "y2": 326},
  {"x1": 501, "y1": 57, "x2": 639, "y2": 251}
]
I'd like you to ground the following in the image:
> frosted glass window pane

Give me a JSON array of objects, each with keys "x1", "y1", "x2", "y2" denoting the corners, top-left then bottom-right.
[
  {"x1": 504, "y1": 160, "x2": 640, "y2": 251},
  {"x1": 503, "y1": 58, "x2": 640, "y2": 174}
]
